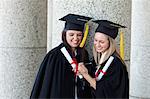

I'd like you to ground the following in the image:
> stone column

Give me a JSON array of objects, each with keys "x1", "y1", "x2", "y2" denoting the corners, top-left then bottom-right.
[
  {"x1": 0, "y1": 0, "x2": 47, "y2": 99},
  {"x1": 47, "y1": 0, "x2": 53, "y2": 51},
  {"x1": 130, "y1": 0, "x2": 150, "y2": 98}
]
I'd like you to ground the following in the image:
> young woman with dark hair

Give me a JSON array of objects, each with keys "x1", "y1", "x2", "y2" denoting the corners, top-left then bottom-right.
[{"x1": 30, "y1": 14, "x2": 92, "y2": 99}]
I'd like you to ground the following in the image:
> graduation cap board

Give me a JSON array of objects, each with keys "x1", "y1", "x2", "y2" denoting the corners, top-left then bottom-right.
[
  {"x1": 59, "y1": 13, "x2": 92, "y2": 31},
  {"x1": 94, "y1": 20, "x2": 126, "y2": 39}
]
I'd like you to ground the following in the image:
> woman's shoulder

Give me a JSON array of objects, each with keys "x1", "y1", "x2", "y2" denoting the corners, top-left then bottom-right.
[
  {"x1": 45, "y1": 43, "x2": 64, "y2": 58},
  {"x1": 48, "y1": 43, "x2": 64, "y2": 53},
  {"x1": 111, "y1": 53, "x2": 122, "y2": 64},
  {"x1": 111, "y1": 52, "x2": 127, "y2": 70},
  {"x1": 77, "y1": 47, "x2": 89, "y2": 56}
]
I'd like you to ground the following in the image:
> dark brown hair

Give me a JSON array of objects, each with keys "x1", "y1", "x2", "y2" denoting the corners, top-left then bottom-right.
[
  {"x1": 61, "y1": 29, "x2": 71, "y2": 49},
  {"x1": 61, "y1": 29, "x2": 88, "y2": 62}
]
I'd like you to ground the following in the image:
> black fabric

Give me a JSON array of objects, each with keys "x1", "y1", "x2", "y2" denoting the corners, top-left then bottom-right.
[
  {"x1": 30, "y1": 43, "x2": 92, "y2": 99},
  {"x1": 94, "y1": 20, "x2": 126, "y2": 39},
  {"x1": 92, "y1": 52, "x2": 129, "y2": 98},
  {"x1": 59, "y1": 13, "x2": 92, "y2": 31}
]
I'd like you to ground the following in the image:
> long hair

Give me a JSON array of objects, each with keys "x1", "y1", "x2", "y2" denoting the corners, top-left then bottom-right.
[
  {"x1": 93, "y1": 35, "x2": 116, "y2": 65},
  {"x1": 93, "y1": 34, "x2": 127, "y2": 69},
  {"x1": 61, "y1": 29, "x2": 88, "y2": 62},
  {"x1": 62, "y1": 29, "x2": 68, "y2": 46}
]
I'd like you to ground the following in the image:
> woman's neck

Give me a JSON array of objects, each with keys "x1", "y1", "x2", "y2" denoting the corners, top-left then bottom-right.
[{"x1": 71, "y1": 47, "x2": 76, "y2": 52}]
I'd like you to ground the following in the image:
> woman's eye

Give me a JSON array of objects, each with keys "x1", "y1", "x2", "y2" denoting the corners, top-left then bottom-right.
[
  {"x1": 69, "y1": 34, "x2": 74, "y2": 36},
  {"x1": 77, "y1": 34, "x2": 82, "y2": 36},
  {"x1": 94, "y1": 39, "x2": 97, "y2": 42}
]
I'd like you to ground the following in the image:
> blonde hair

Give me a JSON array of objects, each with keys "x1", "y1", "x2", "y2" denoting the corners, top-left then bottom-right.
[{"x1": 93, "y1": 35, "x2": 116, "y2": 65}]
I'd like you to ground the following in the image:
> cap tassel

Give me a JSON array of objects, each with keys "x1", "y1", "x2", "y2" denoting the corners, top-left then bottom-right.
[
  {"x1": 79, "y1": 23, "x2": 89, "y2": 48},
  {"x1": 120, "y1": 31, "x2": 124, "y2": 60}
]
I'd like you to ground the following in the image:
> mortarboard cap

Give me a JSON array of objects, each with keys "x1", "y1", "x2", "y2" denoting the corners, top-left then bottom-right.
[
  {"x1": 59, "y1": 14, "x2": 92, "y2": 31},
  {"x1": 94, "y1": 20, "x2": 126, "y2": 39}
]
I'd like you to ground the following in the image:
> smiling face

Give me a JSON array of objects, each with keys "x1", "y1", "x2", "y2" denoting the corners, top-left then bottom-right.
[
  {"x1": 66, "y1": 30, "x2": 83, "y2": 50},
  {"x1": 94, "y1": 32, "x2": 110, "y2": 53}
]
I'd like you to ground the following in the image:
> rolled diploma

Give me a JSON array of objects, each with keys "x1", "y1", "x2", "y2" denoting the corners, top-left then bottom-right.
[
  {"x1": 61, "y1": 47, "x2": 83, "y2": 79},
  {"x1": 96, "y1": 56, "x2": 114, "y2": 81}
]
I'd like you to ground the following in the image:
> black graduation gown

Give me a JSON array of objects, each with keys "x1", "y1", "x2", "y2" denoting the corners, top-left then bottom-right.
[
  {"x1": 93, "y1": 52, "x2": 129, "y2": 99},
  {"x1": 30, "y1": 43, "x2": 92, "y2": 99}
]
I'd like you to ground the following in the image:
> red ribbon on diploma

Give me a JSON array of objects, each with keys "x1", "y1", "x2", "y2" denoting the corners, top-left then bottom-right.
[
  {"x1": 95, "y1": 69, "x2": 106, "y2": 78},
  {"x1": 71, "y1": 58, "x2": 78, "y2": 77}
]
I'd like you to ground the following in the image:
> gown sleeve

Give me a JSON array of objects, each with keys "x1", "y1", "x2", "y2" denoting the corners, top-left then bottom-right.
[
  {"x1": 76, "y1": 49, "x2": 94, "y2": 98},
  {"x1": 30, "y1": 51, "x2": 52, "y2": 98},
  {"x1": 30, "y1": 46, "x2": 74, "y2": 98}
]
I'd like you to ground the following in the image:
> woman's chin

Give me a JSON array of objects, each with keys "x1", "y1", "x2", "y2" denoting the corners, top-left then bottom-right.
[
  {"x1": 71, "y1": 45, "x2": 79, "y2": 48},
  {"x1": 96, "y1": 49, "x2": 103, "y2": 53}
]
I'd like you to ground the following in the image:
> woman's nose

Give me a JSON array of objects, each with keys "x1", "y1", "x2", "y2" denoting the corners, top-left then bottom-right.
[
  {"x1": 96, "y1": 43, "x2": 100, "y2": 47},
  {"x1": 74, "y1": 35, "x2": 78, "y2": 40}
]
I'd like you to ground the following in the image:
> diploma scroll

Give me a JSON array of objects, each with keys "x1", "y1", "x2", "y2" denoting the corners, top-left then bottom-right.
[
  {"x1": 96, "y1": 56, "x2": 114, "y2": 81},
  {"x1": 61, "y1": 47, "x2": 83, "y2": 79}
]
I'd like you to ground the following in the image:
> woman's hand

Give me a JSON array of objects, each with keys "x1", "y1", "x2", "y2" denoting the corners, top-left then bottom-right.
[
  {"x1": 78, "y1": 62, "x2": 96, "y2": 89},
  {"x1": 78, "y1": 62, "x2": 88, "y2": 75}
]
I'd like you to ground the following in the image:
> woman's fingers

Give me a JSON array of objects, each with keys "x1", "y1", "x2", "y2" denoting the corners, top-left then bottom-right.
[
  {"x1": 78, "y1": 63, "x2": 88, "y2": 74},
  {"x1": 72, "y1": 62, "x2": 88, "y2": 75}
]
